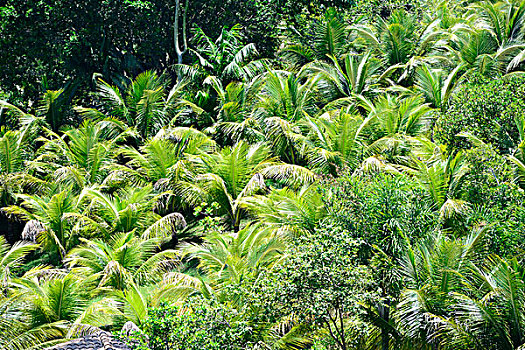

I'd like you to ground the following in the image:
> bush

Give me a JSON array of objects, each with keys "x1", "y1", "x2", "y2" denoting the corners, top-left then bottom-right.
[
  {"x1": 454, "y1": 145, "x2": 525, "y2": 257},
  {"x1": 261, "y1": 223, "x2": 376, "y2": 350},
  {"x1": 435, "y1": 74, "x2": 525, "y2": 153},
  {"x1": 469, "y1": 203, "x2": 525, "y2": 258},
  {"x1": 324, "y1": 173, "x2": 438, "y2": 258},
  {"x1": 126, "y1": 297, "x2": 252, "y2": 350},
  {"x1": 461, "y1": 144, "x2": 516, "y2": 206}
]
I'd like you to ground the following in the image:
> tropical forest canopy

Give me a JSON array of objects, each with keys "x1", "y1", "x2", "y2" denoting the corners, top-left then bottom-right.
[{"x1": 3, "y1": 0, "x2": 525, "y2": 349}]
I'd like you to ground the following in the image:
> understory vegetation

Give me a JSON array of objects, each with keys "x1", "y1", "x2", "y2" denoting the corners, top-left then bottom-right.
[{"x1": 3, "y1": 0, "x2": 525, "y2": 349}]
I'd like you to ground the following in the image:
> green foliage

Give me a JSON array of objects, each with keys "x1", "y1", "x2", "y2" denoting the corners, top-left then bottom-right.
[
  {"x1": 128, "y1": 298, "x2": 252, "y2": 350},
  {"x1": 436, "y1": 74, "x2": 525, "y2": 153},
  {"x1": 325, "y1": 173, "x2": 438, "y2": 258},
  {"x1": 262, "y1": 224, "x2": 376, "y2": 349},
  {"x1": 351, "y1": 0, "x2": 428, "y2": 19},
  {"x1": 3, "y1": 0, "x2": 525, "y2": 349}
]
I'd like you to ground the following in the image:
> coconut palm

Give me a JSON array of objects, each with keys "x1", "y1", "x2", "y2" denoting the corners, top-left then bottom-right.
[
  {"x1": 253, "y1": 70, "x2": 318, "y2": 164},
  {"x1": 31, "y1": 119, "x2": 134, "y2": 191},
  {"x1": 358, "y1": 94, "x2": 433, "y2": 160},
  {"x1": 177, "y1": 141, "x2": 315, "y2": 231},
  {"x1": 395, "y1": 225, "x2": 525, "y2": 350},
  {"x1": 0, "y1": 89, "x2": 72, "y2": 133},
  {"x1": 66, "y1": 231, "x2": 178, "y2": 291},
  {"x1": 436, "y1": 7, "x2": 525, "y2": 78},
  {"x1": 414, "y1": 63, "x2": 464, "y2": 111},
  {"x1": 255, "y1": 70, "x2": 318, "y2": 123},
  {"x1": 241, "y1": 184, "x2": 327, "y2": 237},
  {"x1": 203, "y1": 75, "x2": 267, "y2": 144},
  {"x1": 451, "y1": 255, "x2": 525, "y2": 350},
  {"x1": 396, "y1": 227, "x2": 487, "y2": 349},
  {"x1": 177, "y1": 24, "x2": 265, "y2": 85},
  {"x1": 0, "y1": 294, "x2": 64, "y2": 350},
  {"x1": 181, "y1": 223, "x2": 285, "y2": 289},
  {"x1": 9, "y1": 271, "x2": 118, "y2": 345},
  {"x1": 306, "y1": 52, "x2": 382, "y2": 101},
  {"x1": 2, "y1": 269, "x2": 117, "y2": 349},
  {"x1": 352, "y1": 9, "x2": 434, "y2": 84},
  {"x1": 280, "y1": 8, "x2": 348, "y2": 66},
  {"x1": 94, "y1": 71, "x2": 200, "y2": 139},
  {"x1": 473, "y1": 0, "x2": 525, "y2": 48},
  {"x1": 0, "y1": 130, "x2": 31, "y2": 207},
  {"x1": 78, "y1": 186, "x2": 186, "y2": 240},
  {"x1": 0, "y1": 236, "x2": 38, "y2": 289},
  {"x1": 0, "y1": 128, "x2": 49, "y2": 243},
  {"x1": 408, "y1": 140, "x2": 471, "y2": 228},
  {"x1": 3, "y1": 189, "x2": 91, "y2": 260},
  {"x1": 300, "y1": 109, "x2": 370, "y2": 173},
  {"x1": 119, "y1": 127, "x2": 216, "y2": 185}
]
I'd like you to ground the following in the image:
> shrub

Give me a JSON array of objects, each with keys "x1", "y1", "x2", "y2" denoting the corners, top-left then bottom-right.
[
  {"x1": 262, "y1": 223, "x2": 376, "y2": 350},
  {"x1": 461, "y1": 144, "x2": 516, "y2": 206},
  {"x1": 452, "y1": 145, "x2": 525, "y2": 257},
  {"x1": 435, "y1": 74, "x2": 525, "y2": 153},
  {"x1": 126, "y1": 297, "x2": 252, "y2": 350},
  {"x1": 324, "y1": 173, "x2": 438, "y2": 258}
]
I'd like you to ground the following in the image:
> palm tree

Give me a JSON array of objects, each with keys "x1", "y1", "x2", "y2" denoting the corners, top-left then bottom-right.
[
  {"x1": 94, "y1": 71, "x2": 197, "y2": 139},
  {"x1": 255, "y1": 70, "x2": 318, "y2": 123},
  {"x1": 352, "y1": 9, "x2": 435, "y2": 85},
  {"x1": 3, "y1": 189, "x2": 89, "y2": 260},
  {"x1": 177, "y1": 24, "x2": 265, "y2": 85},
  {"x1": 453, "y1": 255, "x2": 525, "y2": 350},
  {"x1": 0, "y1": 128, "x2": 48, "y2": 241},
  {"x1": 300, "y1": 109, "x2": 370, "y2": 173},
  {"x1": 181, "y1": 223, "x2": 285, "y2": 290},
  {"x1": 66, "y1": 231, "x2": 178, "y2": 291},
  {"x1": 119, "y1": 127, "x2": 216, "y2": 185},
  {"x1": 11, "y1": 272, "x2": 118, "y2": 342},
  {"x1": 0, "y1": 89, "x2": 71, "y2": 132},
  {"x1": 0, "y1": 236, "x2": 38, "y2": 289},
  {"x1": 359, "y1": 94, "x2": 433, "y2": 160},
  {"x1": 177, "y1": 141, "x2": 315, "y2": 231},
  {"x1": 241, "y1": 184, "x2": 326, "y2": 237},
  {"x1": 0, "y1": 130, "x2": 31, "y2": 207},
  {"x1": 253, "y1": 70, "x2": 318, "y2": 164},
  {"x1": 280, "y1": 8, "x2": 348, "y2": 66},
  {"x1": 435, "y1": 5, "x2": 525, "y2": 78},
  {"x1": 38, "y1": 90, "x2": 70, "y2": 133},
  {"x1": 409, "y1": 140, "x2": 471, "y2": 228},
  {"x1": 0, "y1": 294, "x2": 64, "y2": 350},
  {"x1": 414, "y1": 63, "x2": 464, "y2": 111},
  {"x1": 395, "y1": 225, "x2": 525, "y2": 349},
  {"x1": 32, "y1": 119, "x2": 134, "y2": 191},
  {"x1": 396, "y1": 227, "x2": 487, "y2": 349},
  {"x1": 203, "y1": 75, "x2": 266, "y2": 144},
  {"x1": 472, "y1": 0, "x2": 525, "y2": 70},
  {"x1": 78, "y1": 186, "x2": 186, "y2": 240},
  {"x1": 306, "y1": 52, "x2": 382, "y2": 101}
]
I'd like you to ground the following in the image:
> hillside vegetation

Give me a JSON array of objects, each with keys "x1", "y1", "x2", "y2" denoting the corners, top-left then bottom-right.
[{"x1": 2, "y1": 0, "x2": 525, "y2": 349}]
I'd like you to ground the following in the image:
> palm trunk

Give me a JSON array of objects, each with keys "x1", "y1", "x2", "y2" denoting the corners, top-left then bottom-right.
[
  {"x1": 233, "y1": 208, "x2": 241, "y2": 232},
  {"x1": 380, "y1": 304, "x2": 390, "y2": 350}
]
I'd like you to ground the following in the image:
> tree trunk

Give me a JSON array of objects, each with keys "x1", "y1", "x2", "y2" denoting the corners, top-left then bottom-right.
[
  {"x1": 380, "y1": 304, "x2": 390, "y2": 350},
  {"x1": 174, "y1": 0, "x2": 189, "y2": 66}
]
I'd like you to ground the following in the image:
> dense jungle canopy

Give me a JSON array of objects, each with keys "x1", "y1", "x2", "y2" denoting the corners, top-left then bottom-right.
[{"x1": 3, "y1": 0, "x2": 525, "y2": 349}]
